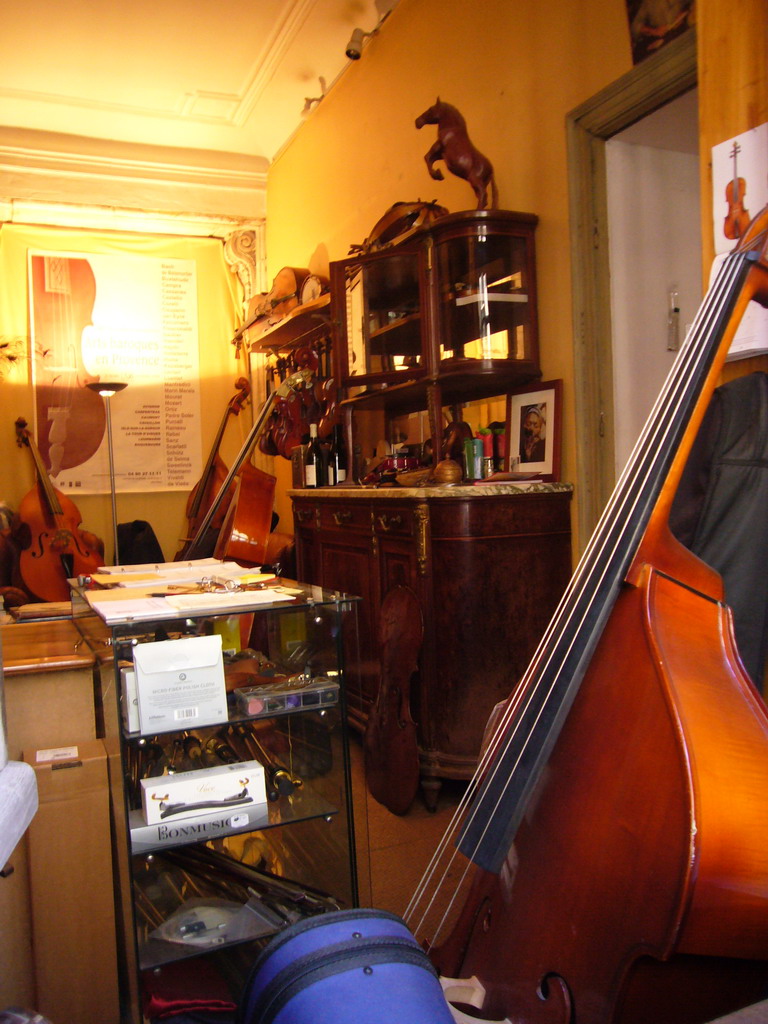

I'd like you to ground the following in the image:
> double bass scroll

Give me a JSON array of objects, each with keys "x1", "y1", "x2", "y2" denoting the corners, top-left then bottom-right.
[{"x1": 406, "y1": 209, "x2": 768, "y2": 1024}]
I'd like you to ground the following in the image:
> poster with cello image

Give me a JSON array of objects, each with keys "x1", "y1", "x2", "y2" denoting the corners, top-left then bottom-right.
[
  {"x1": 505, "y1": 380, "x2": 562, "y2": 482},
  {"x1": 29, "y1": 250, "x2": 203, "y2": 494},
  {"x1": 710, "y1": 123, "x2": 768, "y2": 359}
]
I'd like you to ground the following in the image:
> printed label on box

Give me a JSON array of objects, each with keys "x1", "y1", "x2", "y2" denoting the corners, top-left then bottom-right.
[
  {"x1": 133, "y1": 634, "x2": 227, "y2": 734},
  {"x1": 129, "y1": 804, "x2": 271, "y2": 854}
]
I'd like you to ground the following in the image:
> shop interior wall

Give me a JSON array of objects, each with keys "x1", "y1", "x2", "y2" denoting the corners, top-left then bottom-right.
[
  {"x1": 0, "y1": 226, "x2": 248, "y2": 564},
  {"x1": 264, "y1": 0, "x2": 634, "y2": 538}
]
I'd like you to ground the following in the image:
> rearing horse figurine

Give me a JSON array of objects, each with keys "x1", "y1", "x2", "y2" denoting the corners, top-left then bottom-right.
[{"x1": 415, "y1": 98, "x2": 498, "y2": 210}]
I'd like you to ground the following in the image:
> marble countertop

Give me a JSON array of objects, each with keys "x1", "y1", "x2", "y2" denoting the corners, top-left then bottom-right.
[{"x1": 289, "y1": 481, "x2": 573, "y2": 499}]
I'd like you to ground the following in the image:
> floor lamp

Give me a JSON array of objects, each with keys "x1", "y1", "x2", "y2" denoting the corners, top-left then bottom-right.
[{"x1": 87, "y1": 381, "x2": 127, "y2": 565}]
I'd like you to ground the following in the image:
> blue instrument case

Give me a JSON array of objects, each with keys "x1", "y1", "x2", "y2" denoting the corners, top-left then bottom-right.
[{"x1": 237, "y1": 907, "x2": 455, "y2": 1024}]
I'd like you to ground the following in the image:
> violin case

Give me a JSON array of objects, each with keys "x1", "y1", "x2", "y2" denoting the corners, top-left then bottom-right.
[{"x1": 237, "y1": 908, "x2": 455, "y2": 1024}]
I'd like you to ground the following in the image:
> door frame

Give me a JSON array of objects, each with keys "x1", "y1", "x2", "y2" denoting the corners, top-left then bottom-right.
[{"x1": 566, "y1": 30, "x2": 698, "y2": 549}]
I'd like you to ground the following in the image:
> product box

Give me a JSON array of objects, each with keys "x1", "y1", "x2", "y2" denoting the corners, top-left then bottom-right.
[
  {"x1": 121, "y1": 664, "x2": 139, "y2": 732},
  {"x1": 129, "y1": 800, "x2": 272, "y2": 854},
  {"x1": 23, "y1": 740, "x2": 119, "y2": 1024},
  {"x1": 234, "y1": 677, "x2": 339, "y2": 718},
  {"x1": 133, "y1": 633, "x2": 227, "y2": 734},
  {"x1": 140, "y1": 758, "x2": 267, "y2": 825}
]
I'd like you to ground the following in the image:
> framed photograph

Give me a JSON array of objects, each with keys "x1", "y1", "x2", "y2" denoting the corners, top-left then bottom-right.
[{"x1": 506, "y1": 380, "x2": 562, "y2": 481}]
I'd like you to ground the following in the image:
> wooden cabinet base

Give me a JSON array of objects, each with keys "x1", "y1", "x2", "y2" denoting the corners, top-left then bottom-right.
[{"x1": 291, "y1": 484, "x2": 572, "y2": 804}]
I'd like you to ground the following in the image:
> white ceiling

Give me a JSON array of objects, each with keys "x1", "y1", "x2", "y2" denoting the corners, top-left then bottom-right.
[{"x1": 0, "y1": 0, "x2": 394, "y2": 166}]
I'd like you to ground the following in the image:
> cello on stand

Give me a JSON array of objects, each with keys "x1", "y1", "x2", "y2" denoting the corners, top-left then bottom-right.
[
  {"x1": 184, "y1": 368, "x2": 313, "y2": 563},
  {"x1": 405, "y1": 210, "x2": 768, "y2": 1024},
  {"x1": 12, "y1": 418, "x2": 104, "y2": 602},
  {"x1": 177, "y1": 377, "x2": 252, "y2": 559}
]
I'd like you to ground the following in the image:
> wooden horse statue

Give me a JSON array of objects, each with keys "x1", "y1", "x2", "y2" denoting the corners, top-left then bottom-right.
[{"x1": 415, "y1": 98, "x2": 498, "y2": 210}]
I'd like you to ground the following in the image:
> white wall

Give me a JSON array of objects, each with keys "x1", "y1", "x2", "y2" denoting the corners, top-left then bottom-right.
[{"x1": 606, "y1": 137, "x2": 701, "y2": 477}]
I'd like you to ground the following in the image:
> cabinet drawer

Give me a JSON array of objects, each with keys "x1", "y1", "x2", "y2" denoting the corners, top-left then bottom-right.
[
  {"x1": 371, "y1": 505, "x2": 418, "y2": 539},
  {"x1": 317, "y1": 502, "x2": 371, "y2": 534}
]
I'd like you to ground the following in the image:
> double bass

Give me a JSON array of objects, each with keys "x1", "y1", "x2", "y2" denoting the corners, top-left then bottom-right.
[
  {"x1": 406, "y1": 210, "x2": 768, "y2": 1024},
  {"x1": 13, "y1": 418, "x2": 104, "y2": 602}
]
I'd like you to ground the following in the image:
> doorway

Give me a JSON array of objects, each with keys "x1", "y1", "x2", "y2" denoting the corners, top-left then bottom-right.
[
  {"x1": 606, "y1": 89, "x2": 700, "y2": 476},
  {"x1": 566, "y1": 30, "x2": 697, "y2": 548}
]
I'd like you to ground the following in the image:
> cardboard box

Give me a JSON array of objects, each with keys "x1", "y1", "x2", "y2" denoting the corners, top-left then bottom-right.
[
  {"x1": 140, "y1": 758, "x2": 266, "y2": 825},
  {"x1": 24, "y1": 740, "x2": 119, "y2": 1024},
  {"x1": 133, "y1": 633, "x2": 226, "y2": 734}
]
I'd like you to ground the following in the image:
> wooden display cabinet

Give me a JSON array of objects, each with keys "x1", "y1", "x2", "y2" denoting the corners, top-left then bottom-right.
[
  {"x1": 332, "y1": 209, "x2": 541, "y2": 460},
  {"x1": 290, "y1": 208, "x2": 573, "y2": 804}
]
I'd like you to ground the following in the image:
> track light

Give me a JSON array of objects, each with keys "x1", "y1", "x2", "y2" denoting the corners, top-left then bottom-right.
[{"x1": 345, "y1": 27, "x2": 372, "y2": 60}]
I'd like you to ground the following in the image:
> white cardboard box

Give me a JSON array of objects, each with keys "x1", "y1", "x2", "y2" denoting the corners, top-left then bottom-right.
[
  {"x1": 141, "y1": 758, "x2": 267, "y2": 824},
  {"x1": 133, "y1": 633, "x2": 227, "y2": 734}
]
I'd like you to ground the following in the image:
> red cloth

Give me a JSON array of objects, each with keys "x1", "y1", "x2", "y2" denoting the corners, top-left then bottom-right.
[{"x1": 142, "y1": 957, "x2": 237, "y2": 1020}]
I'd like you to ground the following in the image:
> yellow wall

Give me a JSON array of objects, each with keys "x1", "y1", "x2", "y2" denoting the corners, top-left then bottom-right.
[{"x1": 264, "y1": 0, "x2": 634, "y2": 531}]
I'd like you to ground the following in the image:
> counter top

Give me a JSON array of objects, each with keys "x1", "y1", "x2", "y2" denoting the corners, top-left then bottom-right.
[
  {"x1": 289, "y1": 482, "x2": 573, "y2": 499},
  {"x1": 1, "y1": 619, "x2": 94, "y2": 676}
]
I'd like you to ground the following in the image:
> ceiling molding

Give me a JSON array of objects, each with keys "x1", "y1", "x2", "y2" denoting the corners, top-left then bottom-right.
[
  {"x1": 0, "y1": 198, "x2": 263, "y2": 241},
  {"x1": 0, "y1": 126, "x2": 268, "y2": 221}
]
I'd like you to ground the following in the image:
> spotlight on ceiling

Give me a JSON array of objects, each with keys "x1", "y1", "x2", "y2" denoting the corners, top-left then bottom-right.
[{"x1": 345, "y1": 27, "x2": 371, "y2": 60}]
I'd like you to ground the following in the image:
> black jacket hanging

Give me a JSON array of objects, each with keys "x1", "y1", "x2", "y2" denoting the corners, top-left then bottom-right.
[{"x1": 670, "y1": 371, "x2": 768, "y2": 690}]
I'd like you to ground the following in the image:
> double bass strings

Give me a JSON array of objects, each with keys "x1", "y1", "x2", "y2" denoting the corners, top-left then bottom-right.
[
  {"x1": 405, "y1": 242, "x2": 757, "y2": 947},
  {"x1": 407, "y1": 246, "x2": 746, "y2": 941}
]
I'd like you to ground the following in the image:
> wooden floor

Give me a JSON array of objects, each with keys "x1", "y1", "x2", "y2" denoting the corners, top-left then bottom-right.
[{"x1": 348, "y1": 735, "x2": 467, "y2": 932}]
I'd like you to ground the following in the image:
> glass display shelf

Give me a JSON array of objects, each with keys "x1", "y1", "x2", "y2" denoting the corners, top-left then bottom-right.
[{"x1": 74, "y1": 573, "x2": 361, "y2": 1023}]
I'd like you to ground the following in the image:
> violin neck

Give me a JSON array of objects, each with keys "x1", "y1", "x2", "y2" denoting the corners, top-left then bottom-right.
[{"x1": 24, "y1": 428, "x2": 63, "y2": 518}]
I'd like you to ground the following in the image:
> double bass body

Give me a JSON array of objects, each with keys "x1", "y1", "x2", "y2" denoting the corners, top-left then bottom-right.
[
  {"x1": 436, "y1": 544, "x2": 768, "y2": 1023},
  {"x1": 420, "y1": 211, "x2": 768, "y2": 1023}
]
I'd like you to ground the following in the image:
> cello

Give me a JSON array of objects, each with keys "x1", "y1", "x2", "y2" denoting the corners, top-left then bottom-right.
[
  {"x1": 176, "y1": 377, "x2": 251, "y2": 558},
  {"x1": 13, "y1": 418, "x2": 104, "y2": 602},
  {"x1": 405, "y1": 209, "x2": 768, "y2": 1024},
  {"x1": 183, "y1": 369, "x2": 313, "y2": 563}
]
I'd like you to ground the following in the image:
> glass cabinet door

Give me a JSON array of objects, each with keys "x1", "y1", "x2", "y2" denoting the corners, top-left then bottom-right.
[
  {"x1": 435, "y1": 222, "x2": 537, "y2": 366},
  {"x1": 342, "y1": 249, "x2": 425, "y2": 383}
]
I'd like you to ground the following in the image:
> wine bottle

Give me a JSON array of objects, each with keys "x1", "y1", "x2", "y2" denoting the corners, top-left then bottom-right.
[
  {"x1": 328, "y1": 424, "x2": 348, "y2": 485},
  {"x1": 305, "y1": 423, "x2": 327, "y2": 487}
]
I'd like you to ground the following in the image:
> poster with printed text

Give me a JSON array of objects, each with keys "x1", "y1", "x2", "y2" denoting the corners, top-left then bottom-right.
[{"x1": 29, "y1": 250, "x2": 202, "y2": 493}]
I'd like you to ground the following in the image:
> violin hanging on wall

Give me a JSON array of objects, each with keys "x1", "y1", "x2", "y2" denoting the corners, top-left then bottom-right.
[{"x1": 12, "y1": 417, "x2": 104, "y2": 602}]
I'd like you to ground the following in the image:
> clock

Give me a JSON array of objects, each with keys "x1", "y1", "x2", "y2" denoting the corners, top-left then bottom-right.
[{"x1": 299, "y1": 274, "x2": 325, "y2": 305}]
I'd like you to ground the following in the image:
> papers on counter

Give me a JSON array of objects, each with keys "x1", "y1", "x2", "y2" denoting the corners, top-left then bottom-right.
[
  {"x1": 80, "y1": 558, "x2": 296, "y2": 624},
  {"x1": 91, "y1": 559, "x2": 256, "y2": 588}
]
